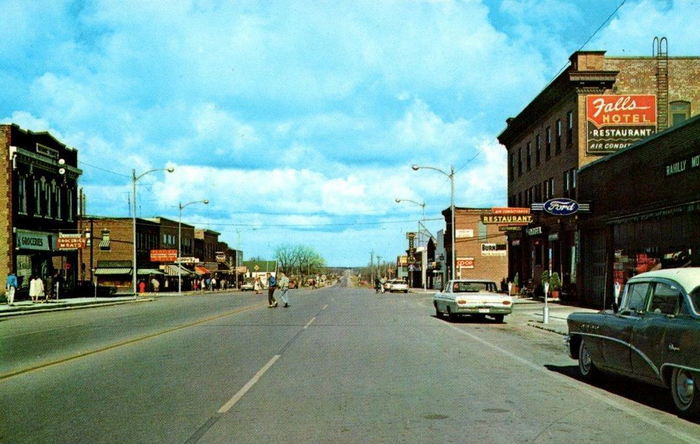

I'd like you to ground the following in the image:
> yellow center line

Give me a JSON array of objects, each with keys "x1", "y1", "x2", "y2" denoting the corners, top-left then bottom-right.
[{"x1": 0, "y1": 302, "x2": 266, "y2": 382}]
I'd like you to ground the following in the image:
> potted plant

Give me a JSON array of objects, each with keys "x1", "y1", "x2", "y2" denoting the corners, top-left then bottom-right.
[
  {"x1": 549, "y1": 272, "x2": 562, "y2": 299},
  {"x1": 541, "y1": 271, "x2": 549, "y2": 299}
]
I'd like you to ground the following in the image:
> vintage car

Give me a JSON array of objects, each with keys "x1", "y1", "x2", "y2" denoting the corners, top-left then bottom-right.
[
  {"x1": 566, "y1": 268, "x2": 700, "y2": 417},
  {"x1": 240, "y1": 280, "x2": 255, "y2": 291},
  {"x1": 433, "y1": 279, "x2": 512, "y2": 322},
  {"x1": 384, "y1": 279, "x2": 409, "y2": 293}
]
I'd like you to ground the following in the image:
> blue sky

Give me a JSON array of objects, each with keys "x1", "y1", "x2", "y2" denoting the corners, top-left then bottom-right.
[{"x1": 2, "y1": 0, "x2": 699, "y2": 266}]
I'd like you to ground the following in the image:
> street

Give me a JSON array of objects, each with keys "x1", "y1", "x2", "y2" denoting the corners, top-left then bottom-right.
[{"x1": 1, "y1": 282, "x2": 699, "y2": 443}]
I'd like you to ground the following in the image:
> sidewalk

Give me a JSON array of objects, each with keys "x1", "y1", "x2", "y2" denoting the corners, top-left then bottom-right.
[
  {"x1": 0, "y1": 296, "x2": 153, "y2": 318},
  {"x1": 0, "y1": 288, "x2": 246, "y2": 318},
  {"x1": 521, "y1": 299, "x2": 600, "y2": 335}
]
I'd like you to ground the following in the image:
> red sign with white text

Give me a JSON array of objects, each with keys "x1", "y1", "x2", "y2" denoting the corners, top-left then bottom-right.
[
  {"x1": 150, "y1": 249, "x2": 177, "y2": 262},
  {"x1": 491, "y1": 207, "x2": 530, "y2": 215},
  {"x1": 586, "y1": 94, "x2": 657, "y2": 154}
]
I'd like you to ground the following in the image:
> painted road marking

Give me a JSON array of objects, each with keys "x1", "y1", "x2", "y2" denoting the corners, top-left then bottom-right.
[
  {"x1": 322, "y1": 304, "x2": 328, "y2": 310},
  {"x1": 304, "y1": 317, "x2": 316, "y2": 329},
  {"x1": 0, "y1": 303, "x2": 266, "y2": 381},
  {"x1": 445, "y1": 322, "x2": 700, "y2": 444},
  {"x1": 218, "y1": 355, "x2": 280, "y2": 414}
]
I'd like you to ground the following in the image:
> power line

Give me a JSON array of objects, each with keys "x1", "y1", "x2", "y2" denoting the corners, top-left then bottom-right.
[
  {"x1": 548, "y1": 0, "x2": 627, "y2": 84},
  {"x1": 79, "y1": 160, "x2": 130, "y2": 178}
]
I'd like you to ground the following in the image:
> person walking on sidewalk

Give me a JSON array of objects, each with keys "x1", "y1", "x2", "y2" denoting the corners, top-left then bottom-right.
[
  {"x1": 278, "y1": 272, "x2": 290, "y2": 308},
  {"x1": 5, "y1": 272, "x2": 18, "y2": 305},
  {"x1": 29, "y1": 275, "x2": 45, "y2": 303},
  {"x1": 267, "y1": 272, "x2": 277, "y2": 307}
]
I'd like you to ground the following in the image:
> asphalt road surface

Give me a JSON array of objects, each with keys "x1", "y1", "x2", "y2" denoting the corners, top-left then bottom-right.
[{"x1": 1, "y1": 283, "x2": 699, "y2": 443}]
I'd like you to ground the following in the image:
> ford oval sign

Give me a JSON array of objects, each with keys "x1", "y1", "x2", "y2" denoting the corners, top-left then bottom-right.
[{"x1": 543, "y1": 198, "x2": 579, "y2": 216}]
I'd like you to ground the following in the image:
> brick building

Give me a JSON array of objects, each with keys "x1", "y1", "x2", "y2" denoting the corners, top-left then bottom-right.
[
  {"x1": 1, "y1": 124, "x2": 82, "y2": 297},
  {"x1": 78, "y1": 217, "x2": 161, "y2": 292},
  {"x1": 497, "y1": 49, "x2": 700, "y2": 302},
  {"x1": 194, "y1": 228, "x2": 220, "y2": 265},
  {"x1": 441, "y1": 207, "x2": 508, "y2": 285},
  {"x1": 578, "y1": 115, "x2": 700, "y2": 307}
]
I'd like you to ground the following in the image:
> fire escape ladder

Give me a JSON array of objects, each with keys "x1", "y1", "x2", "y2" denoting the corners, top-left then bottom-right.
[{"x1": 654, "y1": 37, "x2": 669, "y2": 131}]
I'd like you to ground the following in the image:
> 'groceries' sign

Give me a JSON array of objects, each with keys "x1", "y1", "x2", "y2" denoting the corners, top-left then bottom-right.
[{"x1": 16, "y1": 230, "x2": 51, "y2": 251}]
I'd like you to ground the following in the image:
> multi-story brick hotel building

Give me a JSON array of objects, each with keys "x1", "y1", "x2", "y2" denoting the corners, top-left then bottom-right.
[{"x1": 498, "y1": 48, "x2": 700, "y2": 304}]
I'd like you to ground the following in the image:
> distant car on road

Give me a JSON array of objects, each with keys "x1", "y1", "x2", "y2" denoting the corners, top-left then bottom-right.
[
  {"x1": 433, "y1": 279, "x2": 512, "y2": 322},
  {"x1": 384, "y1": 279, "x2": 408, "y2": 293},
  {"x1": 240, "y1": 281, "x2": 255, "y2": 291},
  {"x1": 566, "y1": 267, "x2": 700, "y2": 417}
]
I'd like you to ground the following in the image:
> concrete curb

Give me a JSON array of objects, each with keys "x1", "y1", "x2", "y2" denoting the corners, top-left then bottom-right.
[{"x1": 526, "y1": 321, "x2": 568, "y2": 336}]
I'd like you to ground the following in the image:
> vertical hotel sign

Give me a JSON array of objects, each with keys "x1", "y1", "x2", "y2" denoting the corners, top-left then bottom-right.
[{"x1": 586, "y1": 94, "x2": 656, "y2": 154}]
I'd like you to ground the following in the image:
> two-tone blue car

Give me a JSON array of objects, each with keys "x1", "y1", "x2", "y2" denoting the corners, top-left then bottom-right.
[{"x1": 566, "y1": 268, "x2": 700, "y2": 417}]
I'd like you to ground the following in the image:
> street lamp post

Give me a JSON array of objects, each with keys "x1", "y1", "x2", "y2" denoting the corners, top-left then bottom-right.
[
  {"x1": 411, "y1": 164, "x2": 455, "y2": 282},
  {"x1": 178, "y1": 199, "x2": 209, "y2": 295},
  {"x1": 395, "y1": 198, "x2": 426, "y2": 291},
  {"x1": 132, "y1": 167, "x2": 174, "y2": 296}
]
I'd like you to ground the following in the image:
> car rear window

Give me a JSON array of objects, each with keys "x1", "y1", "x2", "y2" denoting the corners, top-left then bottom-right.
[
  {"x1": 453, "y1": 282, "x2": 497, "y2": 293},
  {"x1": 689, "y1": 286, "x2": 700, "y2": 314}
]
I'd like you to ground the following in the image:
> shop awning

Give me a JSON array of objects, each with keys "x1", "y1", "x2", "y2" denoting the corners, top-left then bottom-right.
[
  {"x1": 94, "y1": 267, "x2": 132, "y2": 276},
  {"x1": 195, "y1": 266, "x2": 210, "y2": 275},
  {"x1": 163, "y1": 264, "x2": 195, "y2": 276},
  {"x1": 137, "y1": 268, "x2": 164, "y2": 276}
]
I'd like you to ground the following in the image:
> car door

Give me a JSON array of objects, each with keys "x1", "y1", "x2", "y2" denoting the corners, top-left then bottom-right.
[
  {"x1": 631, "y1": 280, "x2": 687, "y2": 382},
  {"x1": 600, "y1": 281, "x2": 651, "y2": 373}
]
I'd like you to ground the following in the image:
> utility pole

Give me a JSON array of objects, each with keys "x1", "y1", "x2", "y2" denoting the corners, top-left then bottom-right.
[{"x1": 370, "y1": 251, "x2": 374, "y2": 284}]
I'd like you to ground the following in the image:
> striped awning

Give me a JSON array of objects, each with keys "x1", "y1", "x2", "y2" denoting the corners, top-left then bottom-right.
[
  {"x1": 195, "y1": 266, "x2": 210, "y2": 275},
  {"x1": 137, "y1": 268, "x2": 164, "y2": 276},
  {"x1": 163, "y1": 264, "x2": 195, "y2": 276},
  {"x1": 94, "y1": 267, "x2": 132, "y2": 276}
]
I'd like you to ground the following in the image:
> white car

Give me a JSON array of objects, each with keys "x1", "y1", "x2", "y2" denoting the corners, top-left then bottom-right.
[
  {"x1": 385, "y1": 279, "x2": 409, "y2": 293},
  {"x1": 433, "y1": 279, "x2": 513, "y2": 322}
]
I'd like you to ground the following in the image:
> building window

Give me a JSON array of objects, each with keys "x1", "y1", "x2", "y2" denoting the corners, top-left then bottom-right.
[
  {"x1": 33, "y1": 178, "x2": 41, "y2": 216},
  {"x1": 509, "y1": 153, "x2": 514, "y2": 181},
  {"x1": 478, "y1": 221, "x2": 487, "y2": 241},
  {"x1": 567, "y1": 111, "x2": 574, "y2": 146},
  {"x1": 526, "y1": 142, "x2": 531, "y2": 171},
  {"x1": 545, "y1": 127, "x2": 551, "y2": 159},
  {"x1": 671, "y1": 101, "x2": 691, "y2": 126},
  {"x1": 555, "y1": 119, "x2": 562, "y2": 154},
  {"x1": 517, "y1": 147, "x2": 522, "y2": 176},
  {"x1": 18, "y1": 176, "x2": 28, "y2": 215},
  {"x1": 549, "y1": 177, "x2": 555, "y2": 198},
  {"x1": 57, "y1": 186, "x2": 62, "y2": 220},
  {"x1": 535, "y1": 134, "x2": 541, "y2": 165}
]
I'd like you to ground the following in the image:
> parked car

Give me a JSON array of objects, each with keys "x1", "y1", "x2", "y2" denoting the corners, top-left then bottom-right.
[
  {"x1": 566, "y1": 268, "x2": 700, "y2": 417},
  {"x1": 240, "y1": 280, "x2": 255, "y2": 291},
  {"x1": 384, "y1": 279, "x2": 408, "y2": 293},
  {"x1": 433, "y1": 279, "x2": 512, "y2": 322}
]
